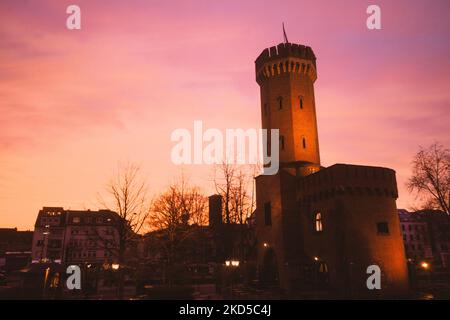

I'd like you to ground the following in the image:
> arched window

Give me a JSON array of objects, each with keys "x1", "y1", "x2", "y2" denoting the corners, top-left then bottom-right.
[
  {"x1": 319, "y1": 262, "x2": 328, "y2": 273},
  {"x1": 302, "y1": 137, "x2": 306, "y2": 149},
  {"x1": 315, "y1": 212, "x2": 323, "y2": 232}
]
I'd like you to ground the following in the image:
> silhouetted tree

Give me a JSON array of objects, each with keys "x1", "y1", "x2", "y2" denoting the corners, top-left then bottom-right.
[
  {"x1": 98, "y1": 163, "x2": 151, "y2": 298},
  {"x1": 407, "y1": 142, "x2": 450, "y2": 214},
  {"x1": 213, "y1": 162, "x2": 258, "y2": 261},
  {"x1": 213, "y1": 162, "x2": 257, "y2": 225},
  {"x1": 147, "y1": 177, "x2": 207, "y2": 285}
]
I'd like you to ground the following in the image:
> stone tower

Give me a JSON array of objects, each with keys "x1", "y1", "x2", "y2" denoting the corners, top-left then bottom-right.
[
  {"x1": 255, "y1": 42, "x2": 321, "y2": 176},
  {"x1": 254, "y1": 42, "x2": 409, "y2": 297}
]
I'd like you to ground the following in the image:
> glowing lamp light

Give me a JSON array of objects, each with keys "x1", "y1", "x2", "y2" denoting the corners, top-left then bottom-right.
[
  {"x1": 263, "y1": 242, "x2": 269, "y2": 248},
  {"x1": 314, "y1": 256, "x2": 319, "y2": 261},
  {"x1": 225, "y1": 260, "x2": 240, "y2": 267},
  {"x1": 111, "y1": 263, "x2": 120, "y2": 270},
  {"x1": 420, "y1": 262, "x2": 430, "y2": 270}
]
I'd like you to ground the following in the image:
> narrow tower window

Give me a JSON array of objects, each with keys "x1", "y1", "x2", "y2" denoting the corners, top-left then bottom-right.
[
  {"x1": 264, "y1": 202, "x2": 272, "y2": 226},
  {"x1": 264, "y1": 103, "x2": 268, "y2": 116},
  {"x1": 280, "y1": 136, "x2": 285, "y2": 150},
  {"x1": 302, "y1": 137, "x2": 306, "y2": 149},
  {"x1": 277, "y1": 96, "x2": 283, "y2": 110},
  {"x1": 315, "y1": 212, "x2": 323, "y2": 232},
  {"x1": 299, "y1": 96, "x2": 303, "y2": 109}
]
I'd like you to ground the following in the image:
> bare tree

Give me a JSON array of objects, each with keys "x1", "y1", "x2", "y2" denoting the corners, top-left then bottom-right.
[
  {"x1": 98, "y1": 163, "x2": 151, "y2": 298},
  {"x1": 213, "y1": 162, "x2": 259, "y2": 261},
  {"x1": 214, "y1": 162, "x2": 257, "y2": 225},
  {"x1": 146, "y1": 177, "x2": 207, "y2": 285},
  {"x1": 407, "y1": 142, "x2": 450, "y2": 214}
]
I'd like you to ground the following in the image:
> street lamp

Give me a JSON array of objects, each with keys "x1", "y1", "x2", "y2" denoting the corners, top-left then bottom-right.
[
  {"x1": 225, "y1": 260, "x2": 240, "y2": 268},
  {"x1": 224, "y1": 260, "x2": 240, "y2": 298},
  {"x1": 420, "y1": 261, "x2": 432, "y2": 286}
]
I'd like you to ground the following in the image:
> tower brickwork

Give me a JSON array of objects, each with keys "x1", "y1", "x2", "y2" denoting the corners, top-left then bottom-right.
[{"x1": 256, "y1": 43, "x2": 321, "y2": 176}]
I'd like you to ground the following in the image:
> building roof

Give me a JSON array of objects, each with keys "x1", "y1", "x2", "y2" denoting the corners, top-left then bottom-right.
[{"x1": 34, "y1": 207, "x2": 120, "y2": 227}]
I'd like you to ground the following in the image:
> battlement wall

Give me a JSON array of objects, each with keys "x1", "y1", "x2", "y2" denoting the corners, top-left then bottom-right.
[{"x1": 297, "y1": 163, "x2": 398, "y2": 202}]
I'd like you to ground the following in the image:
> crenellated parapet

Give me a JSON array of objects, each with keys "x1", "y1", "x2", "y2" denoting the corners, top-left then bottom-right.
[
  {"x1": 297, "y1": 164, "x2": 399, "y2": 204},
  {"x1": 255, "y1": 42, "x2": 317, "y2": 84}
]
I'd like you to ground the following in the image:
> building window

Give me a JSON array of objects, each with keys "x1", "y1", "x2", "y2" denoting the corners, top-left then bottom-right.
[
  {"x1": 73, "y1": 217, "x2": 80, "y2": 224},
  {"x1": 299, "y1": 96, "x2": 303, "y2": 109},
  {"x1": 264, "y1": 202, "x2": 272, "y2": 226},
  {"x1": 302, "y1": 137, "x2": 306, "y2": 149},
  {"x1": 318, "y1": 262, "x2": 328, "y2": 273},
  {"x1": 280, "y1": 136, "x2": 285, "y2": 150},
  {"x1": 401, "y1": 225, "x2": 405, "y2": 231},
  {"x1": 277, "y1": 96, "x2": 283, "y2": 110},
  {"x1": 377, "y1": 222, "x2": 389, "y2": 235},
  {"x1": 315, "y1": 213, "x2": 323, "y2": 232}
]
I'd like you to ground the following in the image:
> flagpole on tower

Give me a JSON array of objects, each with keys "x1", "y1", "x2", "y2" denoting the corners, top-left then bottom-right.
[{"x1": 282, "y1": 22, "x2": 289, "y2": 44}]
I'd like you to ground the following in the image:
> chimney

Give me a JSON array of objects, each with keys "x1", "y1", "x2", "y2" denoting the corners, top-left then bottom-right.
[{"x1": 208, "y1": 194, "x2": 222, "y2": 228}]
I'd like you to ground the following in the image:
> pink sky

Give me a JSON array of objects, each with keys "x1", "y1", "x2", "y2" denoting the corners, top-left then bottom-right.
[{"x1": 1, "y1": 0, "x2": 449, "y2": 230}]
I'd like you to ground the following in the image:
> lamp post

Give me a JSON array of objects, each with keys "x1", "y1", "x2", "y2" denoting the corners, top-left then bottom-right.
[
  {"x1": 111, "y1": 263, "x2": 120, "y2": 298},
  {"x1": 225, "y1": 260, "x2": 240, "y2": 298},
  {"x1": 420, "y1": 261, "x2": 432, "y2": 287}
]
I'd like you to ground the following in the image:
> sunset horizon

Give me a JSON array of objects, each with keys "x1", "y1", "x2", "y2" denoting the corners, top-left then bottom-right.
[
  {"x1": 2, "y1": 1, "x2": 448, "y2": 231},
  {"x1": 1, "y1": 0, "x2": 449, "y2": 306}
]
